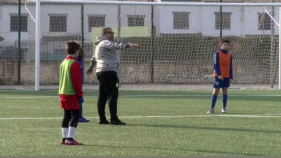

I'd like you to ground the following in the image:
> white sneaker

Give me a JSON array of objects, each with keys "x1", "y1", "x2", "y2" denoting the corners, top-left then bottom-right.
[
  {"x1": 221, "y1": 108, "x2": 226, "y2": 114},
  {"x1": 207, "y1": 108, "x2": 214, "y2": 114}
]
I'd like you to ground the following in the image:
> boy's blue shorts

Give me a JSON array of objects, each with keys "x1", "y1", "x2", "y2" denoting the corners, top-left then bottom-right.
[{"x1": 213, "y1": 77, "x2": 230, "y2": 88}]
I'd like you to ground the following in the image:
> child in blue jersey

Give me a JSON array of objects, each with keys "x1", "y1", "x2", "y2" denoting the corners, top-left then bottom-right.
[
  {"x1": 207, "y1": 39, "x2": 233, "y2": 114},
  {"x1": 77, "y1": 48, "x2": 90, "y2": 122}
]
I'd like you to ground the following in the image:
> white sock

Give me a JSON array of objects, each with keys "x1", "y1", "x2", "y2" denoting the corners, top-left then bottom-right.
[
  {"x1": 67, "y1": 127, "x2": 77, "y2": 139},
  {"x1": 62, "y1": 128, "x2": 68, "y2": 138}
]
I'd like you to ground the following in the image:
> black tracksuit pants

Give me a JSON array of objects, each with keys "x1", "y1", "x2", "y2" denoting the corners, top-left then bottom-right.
[{"x1": 96, "y1": 71, "x2": 119, "y2": 121}]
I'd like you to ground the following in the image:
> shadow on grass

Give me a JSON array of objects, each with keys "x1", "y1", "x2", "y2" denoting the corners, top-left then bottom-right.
[
  {"x1": 0, "y1": 90, "x2": 280, "y2": 102},
  {"x1": 0, "y1": 90, "x2": 96, "y2": 97},
  {"x1": 84, "y1": 143, "x2": 263, "y2": 156},
  {"x1": 127, "y1": 123, "x2": 281, "y2": 134}
]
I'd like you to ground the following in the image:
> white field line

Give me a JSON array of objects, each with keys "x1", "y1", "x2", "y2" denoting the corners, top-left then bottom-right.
[
  {"x1": 1, "y1": 96, "x2": 58, "y2": 99},
  {"x1": 121, "y1": 95, "x2": 281, "y2": 97},
  {"x1": 1, "y1": 94, "x2": 281, "y2": 99},
  {"x1": 1, "y1": 114, "x2": 281, "y2": 120}
]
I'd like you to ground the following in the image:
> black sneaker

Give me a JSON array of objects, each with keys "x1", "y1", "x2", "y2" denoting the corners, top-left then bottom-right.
[
  {"x1": 110, "y1": 119, "x2": 126, "y2": 125},
  {"x1": 99, "y1": 120, "x2": 110, "y2": 124}
]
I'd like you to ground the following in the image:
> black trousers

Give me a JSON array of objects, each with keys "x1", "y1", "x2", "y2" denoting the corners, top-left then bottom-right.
[{"x1": 96, "y1": 71, "x2": 119, "y2": 121}]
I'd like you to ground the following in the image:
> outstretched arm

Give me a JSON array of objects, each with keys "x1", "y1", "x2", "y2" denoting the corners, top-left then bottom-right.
[
  {"x1": 86, "y1": 56, "x2": 97, "y2": 75},
  {"x1": 103, "y1": 40, "x2": 138, "y2": 50}
]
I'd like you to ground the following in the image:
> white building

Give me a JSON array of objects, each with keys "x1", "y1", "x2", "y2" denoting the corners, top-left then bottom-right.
[{"x1": 0, "y1": 0, "x2": 279, "y2": 44}]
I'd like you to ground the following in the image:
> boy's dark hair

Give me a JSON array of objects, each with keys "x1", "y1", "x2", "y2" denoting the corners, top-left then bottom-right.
[
  {"x1": 78, "y1": 47, "x2": 84, "y2": 59},
  {"x1": 66, "y1": 41, "x2": 80, "y2": 55},
  {"x1": 220, "y1": 39, "x2": 230, "y2": 44}
]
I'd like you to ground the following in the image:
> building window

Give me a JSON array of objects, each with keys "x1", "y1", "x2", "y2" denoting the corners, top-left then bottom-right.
[
  {"x1": 0, "y1": 6, "x2": 2, "y2": 19},
  {"x1": 215, "y1": 12, "x2": 231, "y2": 30},
  {"x1": 10, "y1": 15, "x2": 28, "y2": 32},
  {"x1": 258, "y1": 13, "x2": 271, "y2": 30},
  {"x1": 173, "y1": 12, "x2": 190, "y2": 29},
  {"x1": 49, "y1": 15, "x2": 67, "y2": 32},
  {"x1": 127, "y1": 15, "x2": 145, "y2": 26},
  {"x1": 88, "y1": 15, "x2": 105, "y2": 32}
]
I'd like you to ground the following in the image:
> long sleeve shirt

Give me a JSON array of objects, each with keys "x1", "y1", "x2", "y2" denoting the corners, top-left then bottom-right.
[
  {"x1": 59, "y1": 55, "x2": 83, "y2": 100},
  {"x1": 89, "y1": 37, "x2": 131, "y2": 73}
]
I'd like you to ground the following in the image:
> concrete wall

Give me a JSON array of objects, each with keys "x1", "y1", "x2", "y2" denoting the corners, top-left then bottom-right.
[{"x1": 0, "y1": 59, "x2": 273, "y2": 85}]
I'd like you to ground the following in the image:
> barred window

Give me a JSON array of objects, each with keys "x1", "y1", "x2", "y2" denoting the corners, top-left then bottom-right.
[
  {"x1": 10, "y1": 15, "x2": 28, "y2": 32},
  {"x1": 173, "y1": 12, "x2": 190, "y2": 29},
  {"x1": 49, "y1": 15, "x2": 67, "y2": 32},
  {"x1": 88, "y1": 15, "x2": 106, "y2": 32},
  {"x1": 215, "y1": 12, "x2": 231, "y2": 30},
  {"x1": 258, "y1": 13, "x2": 271, "y2": 30},
  {"x1": 127, "y1": 15, "x2": 145, "y2": 26}
]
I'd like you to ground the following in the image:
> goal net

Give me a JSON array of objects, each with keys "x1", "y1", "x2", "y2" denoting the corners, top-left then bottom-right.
[{"x1": 1, "y1": 0, "x2": 281, "y2": 90}]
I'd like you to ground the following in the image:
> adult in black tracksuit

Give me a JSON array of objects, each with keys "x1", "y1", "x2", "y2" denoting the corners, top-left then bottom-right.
[{"x1": 86, "y1": 27, "x2": 138, "y2": 125}]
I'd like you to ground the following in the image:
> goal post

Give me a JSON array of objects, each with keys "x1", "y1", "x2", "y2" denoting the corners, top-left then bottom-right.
[
  {"x1": 27, "y1": 1, "x2": 281, "y2": 90},
  {"x1": 35, "y1": 0, "x2": 40, "y2": 91},
  {"x1": 279, "y1": 7, "x2": 281, "y2": 89}
]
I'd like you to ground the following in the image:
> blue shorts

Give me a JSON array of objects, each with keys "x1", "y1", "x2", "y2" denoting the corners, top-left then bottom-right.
[{"x1": 213, "y1": 77, "x2": 230, "y2": 88}]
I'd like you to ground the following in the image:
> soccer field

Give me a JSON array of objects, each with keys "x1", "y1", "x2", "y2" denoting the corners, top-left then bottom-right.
[{"x1": 0, "y1": 89, "x2": 281, "y2": 156}]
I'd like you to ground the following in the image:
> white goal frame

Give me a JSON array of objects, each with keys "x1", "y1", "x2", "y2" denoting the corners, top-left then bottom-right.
[{"x1": 35, "y1": 0, "x2": 281, "y2": 90}]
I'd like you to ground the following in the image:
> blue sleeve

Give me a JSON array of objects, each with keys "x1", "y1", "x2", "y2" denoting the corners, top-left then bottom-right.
[
  {"x1": 213, "y1": 52, "x2": 221, "y2": 76},
  {"x1": 230, "y1": 55, "x2": 233, "y2": 79},
  {"x1": 77, "y1": 59, "x2": 84, "y2": 83}
]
